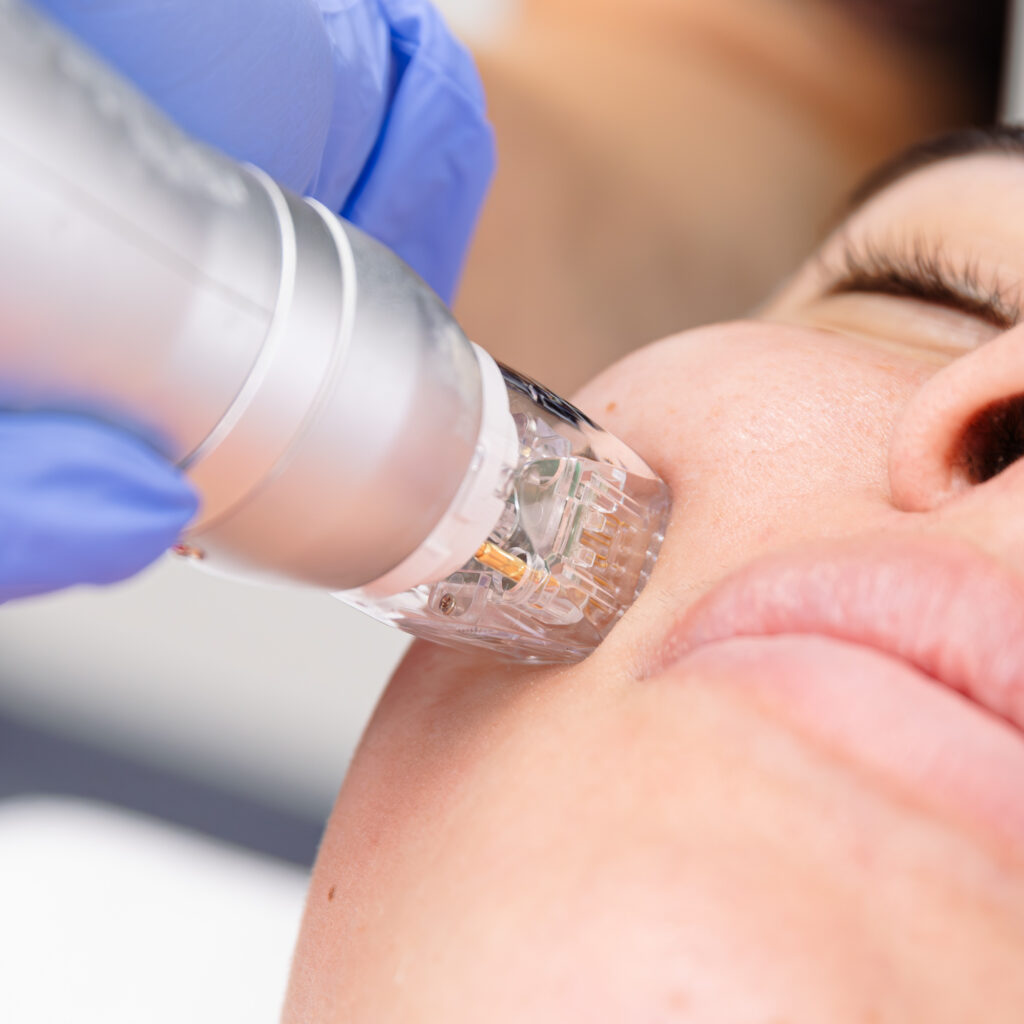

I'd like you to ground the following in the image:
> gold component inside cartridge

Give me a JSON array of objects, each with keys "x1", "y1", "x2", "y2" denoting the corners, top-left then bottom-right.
[
  {"x1": 474, "y1": 544, "x2": 562, "y2": 609},
  {"x1": 475, "y1": 541, "x2": 529, "y2": 583}
]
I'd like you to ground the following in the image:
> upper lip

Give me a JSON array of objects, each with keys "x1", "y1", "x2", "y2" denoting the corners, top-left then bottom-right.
[{"x1": 654, "y1": 535, "x2": 1024, "y2": 734}]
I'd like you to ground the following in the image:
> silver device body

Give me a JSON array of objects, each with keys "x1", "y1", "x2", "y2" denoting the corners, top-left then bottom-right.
[
  {"x1": 0, "y1": 0, "x2": 490, "y2": 592},
  {"x1": 0, "y1": 0, "x2": 671, "y2": 663}
]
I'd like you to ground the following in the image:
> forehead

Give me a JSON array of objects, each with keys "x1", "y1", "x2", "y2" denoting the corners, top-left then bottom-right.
[
  {"x1": 841, "y1": 152, "x2": 1024, "y2": 253},
  {"x1": 763, "y1": 151, "x2": 1024, "y2": 320}
]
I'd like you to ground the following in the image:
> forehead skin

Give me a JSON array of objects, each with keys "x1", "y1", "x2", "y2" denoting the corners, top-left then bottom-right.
[
  {"x1": 775, "y1": 152, "x2": 1024, "y2": 314},
  {"x1": 284, "y1": 152, "x2": 1024, "y2": 1022}
]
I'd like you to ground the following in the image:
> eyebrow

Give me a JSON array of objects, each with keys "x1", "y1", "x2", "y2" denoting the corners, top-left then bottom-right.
[{"x1": 843, "y1": 124, "x2": 1024, "y2": 214}]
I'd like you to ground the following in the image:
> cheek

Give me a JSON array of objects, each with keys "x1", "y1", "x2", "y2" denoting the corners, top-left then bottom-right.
[
  {"x1": 286, "y1": 660, "x2": 1024, "y2": 1023},
  {"x1": 576, "y1": 324, "x2": 908, "y2": 527}
]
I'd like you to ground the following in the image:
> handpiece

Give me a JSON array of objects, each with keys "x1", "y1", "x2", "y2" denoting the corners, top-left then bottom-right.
[{"x1": 0, "y1": 0, "x2": 670, "y2": 662}]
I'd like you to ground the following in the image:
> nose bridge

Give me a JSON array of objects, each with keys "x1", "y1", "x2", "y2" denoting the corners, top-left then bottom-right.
[{"x1": 888, "y1": 323, "x2": 1024, "y2": 513}]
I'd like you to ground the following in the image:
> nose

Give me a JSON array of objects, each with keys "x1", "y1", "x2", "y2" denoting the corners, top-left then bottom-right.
[{"x1": 889, "y1": 324, "x2": 1024, "y2": 512}]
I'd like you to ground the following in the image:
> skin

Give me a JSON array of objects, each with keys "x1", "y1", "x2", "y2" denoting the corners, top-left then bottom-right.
[
  {"x1": 284, "y1": 152, "x2": 1024, "y2": 1021},
  {"x1": 457, "y1": 0, "x2": 980, "y2": 393}
]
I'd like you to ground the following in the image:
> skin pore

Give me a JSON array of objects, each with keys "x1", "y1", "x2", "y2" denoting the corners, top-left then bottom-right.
[{"x1": 284, "y1": 133, "x2": 1024, "y2": 1021}]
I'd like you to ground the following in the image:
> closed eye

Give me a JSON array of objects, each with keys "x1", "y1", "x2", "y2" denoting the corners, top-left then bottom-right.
[{"x1": 821, "y1": 237, "x2": 1021, "y2": 332}]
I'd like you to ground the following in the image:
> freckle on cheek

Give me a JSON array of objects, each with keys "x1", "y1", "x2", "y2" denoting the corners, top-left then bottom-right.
[{"x1": 606, "y1": 401, "x2": 618, "y2": 414}]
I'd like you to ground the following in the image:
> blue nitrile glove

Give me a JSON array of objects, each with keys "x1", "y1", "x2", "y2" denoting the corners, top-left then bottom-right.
[
  {"x1": 34, "y1": 0, "x2": 495, "y2": 302},
  {"x1": 2, "y1": 0, "x2": 495, "y2": 602},
  {"x1": 0, "y1": 415, "x2": 199, "y2": 603}
]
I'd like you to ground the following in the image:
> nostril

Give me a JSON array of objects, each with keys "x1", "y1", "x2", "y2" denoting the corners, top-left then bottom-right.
[
  {"x1": 956, "y1": 394, "x2": 1024, "y2": 485},
  {"x1": 888, "y1": 328, "x2": 1024, "y2": 512}
]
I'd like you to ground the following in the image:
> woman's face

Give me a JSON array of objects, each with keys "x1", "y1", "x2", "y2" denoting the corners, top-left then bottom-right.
[{"x1": 285, "y1": 133, "x2": 1024, "y2": 1022}]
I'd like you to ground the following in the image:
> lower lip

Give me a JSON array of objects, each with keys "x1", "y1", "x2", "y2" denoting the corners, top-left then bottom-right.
[{"x1": 660, "y1": 634, "x2": 1024, "y2": 849}]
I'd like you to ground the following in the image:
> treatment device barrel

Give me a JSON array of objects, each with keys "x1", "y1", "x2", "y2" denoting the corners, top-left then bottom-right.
[
  {"x1": 0, "y1": 0, "x2": 486, "y2": 591},
  {"x1": 0, "y1": 0, "x2": 671, "y2": 662}
]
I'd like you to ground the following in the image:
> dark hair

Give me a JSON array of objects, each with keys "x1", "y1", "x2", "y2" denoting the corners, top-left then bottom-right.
[
  {"x1": 836, "y1": 0, "x2": 1009, "y2": 120},
  {"x1": 845, "y1": 123, "x2": 1024, "y2": 211}
]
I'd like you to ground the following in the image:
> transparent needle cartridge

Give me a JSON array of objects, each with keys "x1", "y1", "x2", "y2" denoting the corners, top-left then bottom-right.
[
  {"x1": 337, "y1": 360, "x2": 671, "y2": 663},
  {"x1": 0, "y1": 0, "x2": 670, "y2": 665}
]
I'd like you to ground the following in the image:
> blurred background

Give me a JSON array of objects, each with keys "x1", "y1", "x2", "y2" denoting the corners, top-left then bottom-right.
[
  {"x1": 0, "y1": 0, "x2": 517, "y2": 859},
  {"x1": 0, "y1": 4, "x2": 514, "y2": 1021},
  {"x1": 1, "y1": 0, "x2": 1020, "y2": 1020}
]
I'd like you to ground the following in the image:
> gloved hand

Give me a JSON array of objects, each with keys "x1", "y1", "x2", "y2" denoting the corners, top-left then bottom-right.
[
  {"x1": 33, "y1": 0, "x2": 495, "y2": 302},
  {"x1": 1, "y1": 0, "x2": 495, "y2": 602},
  {"x1": 0, "y1": 415, "x2": 198, "y2": 603}
]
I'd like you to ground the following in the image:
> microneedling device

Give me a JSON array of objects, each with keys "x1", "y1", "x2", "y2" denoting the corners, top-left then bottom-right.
[{"x1": 0, "y1": 0, "x2": 670, "y2": 663}]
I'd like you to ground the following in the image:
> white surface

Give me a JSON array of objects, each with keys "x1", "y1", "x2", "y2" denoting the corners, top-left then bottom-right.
[
  {"x1": 1003, "y1": 0, "x2": 1020, "y2": 119},
  {"x1": 0, "y1": 797, "x2": 309, "y2": 1023},
  {"x1": 435, "y1": 0, "x2": 516, "y2": 38},
  {"x1": 0, "y1": 558, "x2": 409, "y2": 818},
  {"x1": 1003, "y1": 0, "x2": 1022, "y2": 119}
]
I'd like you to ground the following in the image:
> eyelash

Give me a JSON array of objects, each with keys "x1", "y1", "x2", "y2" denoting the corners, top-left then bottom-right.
[{"x1": 821, "y1": 237, "x2": 1021, "y2": 330}]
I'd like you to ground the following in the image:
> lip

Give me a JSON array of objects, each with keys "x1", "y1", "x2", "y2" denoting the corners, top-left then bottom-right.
[
  {"x1": 656, "y1": 534, "x2": 1024, "y2": 731},
  {"x1": 649, "y1": 534, "x2": 1024, "y2": 845}
]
